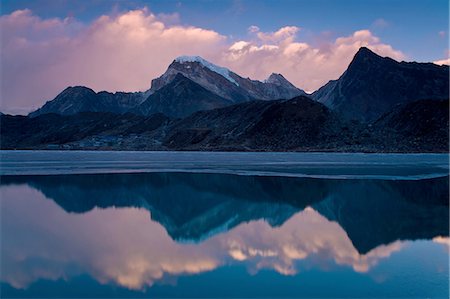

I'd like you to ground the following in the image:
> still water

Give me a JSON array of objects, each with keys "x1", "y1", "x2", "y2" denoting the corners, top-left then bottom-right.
[{"x1": 0, "y1": 151, "x2": 449, "y2": 298}]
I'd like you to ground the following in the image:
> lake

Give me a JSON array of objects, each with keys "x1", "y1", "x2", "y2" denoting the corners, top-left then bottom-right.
[{"x1": 0, "y1": 151, "x2": 449, "y2": 298}]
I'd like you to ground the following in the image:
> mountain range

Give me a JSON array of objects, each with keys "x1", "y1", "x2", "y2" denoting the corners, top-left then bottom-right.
[
  {"x1": 1, "y1": 47, "x2": 449, "y2": 152},
  {"x1": 30, "y1": 55, "x2": 306, "y2": 118}
]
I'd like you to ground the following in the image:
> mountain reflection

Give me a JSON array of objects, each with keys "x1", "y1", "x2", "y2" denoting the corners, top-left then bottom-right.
[{"x1": 1, "y1": 172, "x2": 448, "y2": 290}]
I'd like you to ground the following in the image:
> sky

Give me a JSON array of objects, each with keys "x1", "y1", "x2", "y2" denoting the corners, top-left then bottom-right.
[{"x1": 1, "y1": 0, "x2": 449, "y2": 115}]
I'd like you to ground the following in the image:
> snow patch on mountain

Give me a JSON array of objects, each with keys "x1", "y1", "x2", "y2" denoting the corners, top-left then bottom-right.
[{"x1": 175, "y1": 56, "x2": 239, "y2": 86}]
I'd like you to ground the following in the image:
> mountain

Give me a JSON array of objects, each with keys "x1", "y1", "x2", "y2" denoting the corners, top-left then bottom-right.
[
  {"x1": 265, "y1": 72, "x2": 297, "y2": 87},
  {"x1": 373, "y1": 99, "x2": 449, "y2": 151},
  {"x1": 4, "y1": 96, "x2": 348, "y2": 151},
  {"x1": 134, "y1": 73, "x2": 232, "y2": 118},
  {"x1": 28, "y1": 56, "x2": 305, "y2": 118},
  {"x1": 2, "y1": 96, "x2": 448, "y2": 152},
  {"x1": 29, "y1": 86, "x2": 146, "y2": 117},
  {"x1": 149, "y1": 56, "x2": 306, "y2": 102},
  {"x1": 163, "y1": 96, "x2": 348, "y2": 151},
  {"x1": 312, "y1": 47, "x2": 449, "y2": 122},
  {"x1": 22, "y1": 49, "x2": 449, "y2": 123}
]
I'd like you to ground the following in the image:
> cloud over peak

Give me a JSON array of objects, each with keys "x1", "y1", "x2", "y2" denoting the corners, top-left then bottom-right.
[
  {"x1": 1, "y1": 8, "x2": 406, "y2": 114},
  {"x1": 223, "y1": 28, "x2": 405, "y2": 93}
]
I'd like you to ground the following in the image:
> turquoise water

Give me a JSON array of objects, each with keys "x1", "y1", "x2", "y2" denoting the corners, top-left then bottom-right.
[{"x1": 0, "y1": 152, "x2": 448, "y2": 298}]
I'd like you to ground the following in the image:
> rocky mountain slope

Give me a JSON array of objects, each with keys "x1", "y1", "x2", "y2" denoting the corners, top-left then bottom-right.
[
  {"x1": 373, "y1": 99, "x2": 449, "y2": 152},
  {"x1": 162, "y1": 96, "x2": 345, "y2": 151},
  {"x1": 312, "y1": 47, "x2": 449, "y2": 121},
  {"x1": 2, "y1": 96, "x2": 448, "y2": 152},
  {"x1": 134, "y1": 73, "x2": 232, "y2": 118},
  {"x1": 29, "y1": 86, "x2": 147, "y2": 117},
  {"x1": 149, "y1": 56, "x2": 306, "y2": 102}
]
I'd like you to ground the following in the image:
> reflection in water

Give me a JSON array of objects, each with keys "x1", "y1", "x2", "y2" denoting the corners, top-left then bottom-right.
[{"x1": 0, "y1": 172, "x2": 449, "y2": 296}]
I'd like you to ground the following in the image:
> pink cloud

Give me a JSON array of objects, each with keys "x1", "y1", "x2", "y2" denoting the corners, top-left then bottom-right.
[
  {"x1": 434, "y1": 58, "x2": 450, "y2": 65},
  {"x1": 1, "y1": 8, "x2": 406, "y2": 114},
  {"x1": 433, "y1": 50, "x2": 450, "y2": 65},
  {"x1": 223, "y1": 29, "x2": 406, "y2": 93},
  {"x1": 1, "y1": 8, "x2": 226, "y2": 114}
]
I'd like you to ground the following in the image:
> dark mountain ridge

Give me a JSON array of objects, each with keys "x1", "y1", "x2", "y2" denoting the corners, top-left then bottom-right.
[
  {"x1": 29, "y1": 86, "x2": 147, "y2": 117},
  {"x1": 313, "y1": 47, "x2": 449, "y2": 121},
  {"x1": 2, "y1": 96, "x2": 448, "y2": 152},
  {"x1": 163, "y1": 96, "x2": 345, "y2": 151}
]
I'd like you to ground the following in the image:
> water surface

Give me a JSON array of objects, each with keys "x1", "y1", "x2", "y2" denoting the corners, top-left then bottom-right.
[
  {"x1": 1, "y1": 151, "x2": 448, "y2": 179},
  {"x1": 0, "y1": 152, "x2": 448, "y2": 298}
]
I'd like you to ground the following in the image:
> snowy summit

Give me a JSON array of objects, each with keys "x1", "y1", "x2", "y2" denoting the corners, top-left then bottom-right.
[{"x1": 174, "y1": 56, "x2": 239, "y2": 86}]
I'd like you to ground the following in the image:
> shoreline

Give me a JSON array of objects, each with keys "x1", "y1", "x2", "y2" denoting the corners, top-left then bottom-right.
[{"x1": 1, "y1": 148, "x2": 449, "y2": 154}]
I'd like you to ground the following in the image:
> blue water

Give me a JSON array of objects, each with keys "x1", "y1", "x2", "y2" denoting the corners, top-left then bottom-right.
[
  {"x1": 1, "y1": 151, "x2": 448, "y2": 179},
  {"x1": 0, "y1": 151, "x2": 448, "y2": 298}
]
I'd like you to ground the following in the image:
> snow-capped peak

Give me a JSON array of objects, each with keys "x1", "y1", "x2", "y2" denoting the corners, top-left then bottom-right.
[
  {"x1": 174, "y1": 56, "x2": 239, "y2": 86},
  {"x1": 263, "y1": 73, "x2": 282, "y2": 83}
]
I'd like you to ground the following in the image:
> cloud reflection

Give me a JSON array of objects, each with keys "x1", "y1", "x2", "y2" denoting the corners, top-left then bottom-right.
[{"x1": 1, "y1": 184, "x2": 416, "y2": 290}]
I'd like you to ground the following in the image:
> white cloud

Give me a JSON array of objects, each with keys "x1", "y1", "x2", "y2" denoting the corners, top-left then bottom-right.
[
  {"x1": 222, "y1": 29, "x2": 405, "y2": 92},
  {"x1": 1, "y1": 8, "x2": 406, "y2": 114},
  {"x1": 255, "y1": 26, "x2": 300, "y2": 43}
]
